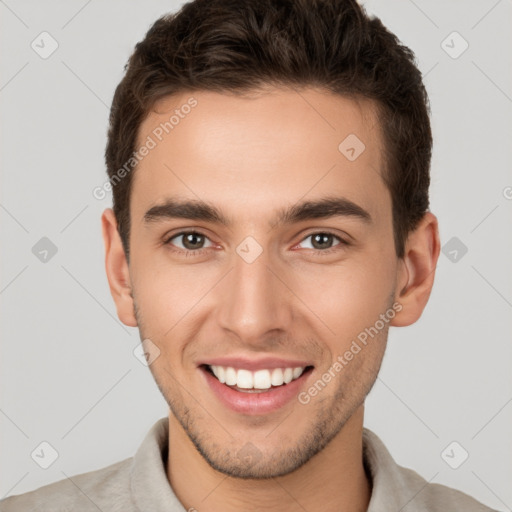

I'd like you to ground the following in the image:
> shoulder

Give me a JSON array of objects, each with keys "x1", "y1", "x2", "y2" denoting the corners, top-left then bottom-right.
[
  {"x1": 362, "y1": 428, "x2": 500, "y2": 512},
  {"x1": 396, "y1": 464, "x2": 499, "y2": 512},
  {"x1": 0, "y1": 457, "x2": 135, "y2": 512}
]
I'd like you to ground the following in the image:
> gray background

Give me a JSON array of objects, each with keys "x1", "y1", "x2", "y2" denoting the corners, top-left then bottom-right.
[{"x1": 1, "y1": 0, "x2": 511, "y2": 509}]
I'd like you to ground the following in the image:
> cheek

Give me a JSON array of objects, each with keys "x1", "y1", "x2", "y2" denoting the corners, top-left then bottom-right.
[
  {"x1": 131, "y1": 259, "x2": 219, "y2": 345},
  {"x1": 130, "y1": 262, "x2": 179, "y2": 333},
  {"x1": 290, "y1": 255, "x2": 396, "y2": 339}
]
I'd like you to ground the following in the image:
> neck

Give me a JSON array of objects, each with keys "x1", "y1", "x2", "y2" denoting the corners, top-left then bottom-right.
[{"x1": 166, "y1": 405, "x2": 371, "y2": 512}]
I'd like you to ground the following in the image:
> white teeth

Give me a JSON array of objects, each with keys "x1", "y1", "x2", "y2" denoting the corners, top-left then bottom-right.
[
  {"x1": 253, "y1": 369, "x2": 272, "y2": 389},
  {"x1": 212, "y1": 365, "x2": 225, "y2": 383},
  {"x1": 225, "y1": 367, "x2": 237, "y2": 386},
  {"x1": 271, "y1": 368, "x2": 284, "y2": 386},
  {"x1": 237, "y1": 369, "x2": 253, "y2": 389},
  {"x1": 209, "y1": 365, "x2": 307, "y2": 389},
  {"x1": 292, "y1": 366, "x2": 304, "y2": 379}
]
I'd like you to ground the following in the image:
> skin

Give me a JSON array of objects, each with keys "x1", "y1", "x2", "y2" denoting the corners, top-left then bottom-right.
[{"x1": 102, "y1": 87, "x2": 440, "y2": 512}]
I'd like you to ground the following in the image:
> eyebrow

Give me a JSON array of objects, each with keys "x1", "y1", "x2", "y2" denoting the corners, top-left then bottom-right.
[{"x1": 143, "y1": 196, "x2": 372, "y2": 228}]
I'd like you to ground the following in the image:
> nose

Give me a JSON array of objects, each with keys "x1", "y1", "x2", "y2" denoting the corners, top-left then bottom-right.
[{"x1": 216, "y1": 248, "x2": 294, "y2": 347}]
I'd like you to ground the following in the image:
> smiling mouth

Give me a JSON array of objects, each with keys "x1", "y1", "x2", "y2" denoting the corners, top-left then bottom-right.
[{"x1": 202, "y1": 364, "x2": 314, "y2": 393}]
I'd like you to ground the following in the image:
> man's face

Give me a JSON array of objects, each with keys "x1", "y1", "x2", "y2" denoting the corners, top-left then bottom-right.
[{"x1": 127, "y1": 87, "x2": 403, "y2": 478}]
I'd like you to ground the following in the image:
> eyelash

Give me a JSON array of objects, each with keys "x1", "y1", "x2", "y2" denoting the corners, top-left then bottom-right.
[{"x1": 163, "y1": 230, "x2": 349, "y2": 257}]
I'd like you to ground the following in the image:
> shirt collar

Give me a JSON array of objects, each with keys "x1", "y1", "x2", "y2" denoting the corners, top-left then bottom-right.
[
  {"x1": 129, "y1": 416, "x2": 417, "y2": 511},
  {"x1": 130, "y1": 417, "x2": 184, "y2": 511},
  {"x1": 363, "y1": 427, "x2": 419, "y2": 510}
]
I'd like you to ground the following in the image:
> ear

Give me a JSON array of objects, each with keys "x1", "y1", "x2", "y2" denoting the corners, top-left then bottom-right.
[
  {"x1": 391, "y1": 212, "x2": 440, "y2": 327},
  {"x1": 101, "y1": 208, "x2": 137, "y2": 327}
]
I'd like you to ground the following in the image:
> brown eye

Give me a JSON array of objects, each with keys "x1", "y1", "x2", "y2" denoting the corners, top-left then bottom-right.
[
  {"x1": 298, "y1": 232, "x2": 347, "y2": 252},
  {"x1": 165, "y1": 231, "x2": 213, "y2": 252},
  {"x1": 181, "y1": 233, "x2": 205, "y2": 250},
  {"x1": 311, "y1": 233, "x2": 335, "y2": 249}
]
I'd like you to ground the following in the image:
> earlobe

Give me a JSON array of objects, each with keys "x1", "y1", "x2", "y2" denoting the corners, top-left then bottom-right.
[
  {"x1": 101, "y1": 208, "x2": 138, "y2": 327},
  {"x1": 391, "y1": 212, "x2": 440, "y2": 327}
]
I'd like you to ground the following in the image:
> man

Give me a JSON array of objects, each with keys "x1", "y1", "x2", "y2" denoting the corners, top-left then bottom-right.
[{"x1": 1, "y1": 0, "x2": 499, "y2": 510}]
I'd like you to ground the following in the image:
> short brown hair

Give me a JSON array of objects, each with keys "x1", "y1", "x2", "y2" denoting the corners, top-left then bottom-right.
[{"x1": 105, "y1": 0, "x2": 432, "y2": 260}]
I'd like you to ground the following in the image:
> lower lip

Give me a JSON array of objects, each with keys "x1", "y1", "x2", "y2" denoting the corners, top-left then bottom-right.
[{"x1": 201, "y1": 367, "x2": 312, "y2": 415}]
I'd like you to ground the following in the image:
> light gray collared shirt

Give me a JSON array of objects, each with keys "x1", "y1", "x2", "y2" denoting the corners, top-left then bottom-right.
[{"x1": 1, "y1": 417, "x2": 499, "y2": 511}]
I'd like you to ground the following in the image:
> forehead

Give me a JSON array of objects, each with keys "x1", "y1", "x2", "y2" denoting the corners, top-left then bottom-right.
[{"x1": 131, "y1": 87, "x2": 389, "y2": 225}]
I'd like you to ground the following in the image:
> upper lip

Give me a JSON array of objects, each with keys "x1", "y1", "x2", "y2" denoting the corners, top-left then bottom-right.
[{"x1": 198, "y1": 356, "x2": 313, "y2": 371}]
